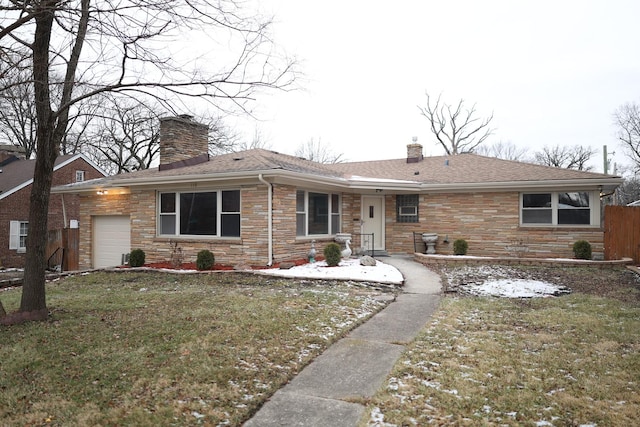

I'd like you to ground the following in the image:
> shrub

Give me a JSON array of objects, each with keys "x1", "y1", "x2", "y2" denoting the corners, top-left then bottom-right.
[
  {"x1": 196, "y1": 249, "x2": 215, "y2": 270},
  {"x1": 323, "y1": 243, "x2": 342, "y2": 267},
  {"x1": 573, "y1": 240, "x2": 592, "y2": 260},
  {"x1": 129, "y1": 249, "x2": 146, "y2": 267},
  {"x1": 453, "y1": 239, "x2": 468, "y2": 256}
]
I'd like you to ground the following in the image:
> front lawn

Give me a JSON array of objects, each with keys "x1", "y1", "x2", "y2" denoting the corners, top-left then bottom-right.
[
  {"x1": 0, "y1": 271, "x2": 390, "y2": 426},
  {"x1": 363, "y1": 266, "x2": 640, "y2": 426}
]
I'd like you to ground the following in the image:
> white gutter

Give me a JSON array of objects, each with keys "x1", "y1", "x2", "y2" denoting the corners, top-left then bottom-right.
[{"x1": 258, "y1": 174, "x2": 273, "y2": 266}]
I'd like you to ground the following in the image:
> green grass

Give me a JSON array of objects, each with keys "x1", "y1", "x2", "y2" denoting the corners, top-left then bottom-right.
[
  {"x1": 362, "y1": 293, "x2": 640, "y2": 426},
  {"x1": 0, "y1": 271, "x2": 389, "y2": 426}
]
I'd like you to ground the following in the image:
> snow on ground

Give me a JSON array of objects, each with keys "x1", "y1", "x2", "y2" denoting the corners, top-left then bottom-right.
[
  {"x1": 256, "y1": 258, "x2": 404, "y2": 285},
  {"x1": 443, "y1": 265, "x2": 572, "y2": 298},
  {"x1": 458, "y1": 279, "x2": 571, "y2": 298},
  {"x1": 257, "y1": 259, "x2": 571, "y2": 297}
]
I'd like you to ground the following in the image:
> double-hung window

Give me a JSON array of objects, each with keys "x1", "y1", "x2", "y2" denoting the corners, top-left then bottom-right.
[
  {"x1": 159, "y1": 190, "x2": 240, "y2": 237},
  {"x1": 296, "y1": 190, "x2": 341, "y2": 236},
  {"x1": 9, "y1": 221, "x2": 28, "y2": 252},
  {"x1": 521, "y1": 191, "x2": 594, "y2": 226}
]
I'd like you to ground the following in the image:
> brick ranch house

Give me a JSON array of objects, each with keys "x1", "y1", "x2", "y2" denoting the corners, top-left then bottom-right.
[
  {"x1": 0, "y1": 145, "x2": 106, "y2": 268},
  {"x1": 51, "y1": 116, "x2": 623, "y2": 269}
]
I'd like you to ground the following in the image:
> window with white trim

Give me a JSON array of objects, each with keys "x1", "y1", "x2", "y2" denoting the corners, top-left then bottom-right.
[
  {"x1": 158, "y1": 190, "x2": 240, "y2": 237},
  {"x1": 396, "y1": 195, "x2": 419, "y2": 223},
  {"x1": 75, "y1": 170, "x2": 85, "y2": 182},
  {"x1": 296, "y1": 190, "x2": 341, "y2": 236},
  {"x1": 9, "y1": 221, "x2": 28, "y2": 252},
  {"x1": 521, "y1": 191, "x2": 594, "y2": 226}
]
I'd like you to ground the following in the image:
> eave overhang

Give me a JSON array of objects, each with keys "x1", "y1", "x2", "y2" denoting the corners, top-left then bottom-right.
[{"x1": 51, "y1": 168, "x2": 624, "y2": 195}]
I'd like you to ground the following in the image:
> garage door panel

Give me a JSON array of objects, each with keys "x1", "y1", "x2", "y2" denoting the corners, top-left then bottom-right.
[{"x1": 93, "y1": 216, "x2": 131, "y2": 268}]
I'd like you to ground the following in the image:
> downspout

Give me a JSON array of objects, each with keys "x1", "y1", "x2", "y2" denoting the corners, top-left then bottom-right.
[
  {"x1": 258, "y1": 174, "x2": 273, "y2": 266},
  {"x1": 61, "y1": 194, "x2": 68, "y2": 228}
]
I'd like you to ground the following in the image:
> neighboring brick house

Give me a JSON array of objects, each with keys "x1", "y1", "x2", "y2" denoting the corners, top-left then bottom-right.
[
  {"x1": 51, "y1": 116, "x2": 623, "y2": 269},
  {"x1": 0, "y1": 146, "x2": 106, "y2": 267}
]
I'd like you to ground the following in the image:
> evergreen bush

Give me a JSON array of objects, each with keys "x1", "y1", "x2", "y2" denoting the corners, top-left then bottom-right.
[
  {"x1": 453, "y1": 239, "x2": 468, "y2": 256},
  {"x1": 324, "y1": 243, "x2": 342, "y2": 267},
  {"x1": 129, "y1": 249, "x2": 146, "y2": 267},
  {"x1": 196, "y1": 250, "x2": 215, "y2": 270},
  {"x1": 572, "y1": 240, "x2": 592, "y2": 260}
]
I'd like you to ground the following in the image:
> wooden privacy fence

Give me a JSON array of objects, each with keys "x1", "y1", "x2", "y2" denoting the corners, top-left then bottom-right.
[
  {"x1": 45, "y1": 228, "x2": 79, "y2": 272},
  {"x1": 604, "y1": 205, "x2": 640, "y2": 264}
]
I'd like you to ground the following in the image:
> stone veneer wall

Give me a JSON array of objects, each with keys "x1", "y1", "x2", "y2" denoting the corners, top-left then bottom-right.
[
  {"x1": 129, "y1": 187, "x2": 270, "y2": 267},
  {"x1": 384, "y1": 192, "x2": 605, "y2": 259},
  {"x1": 79, "y1": 188, "x2": 606, "y2": 268},
  {"x1": 159, "y1": 116, "x2": 209, "y2": 166}
]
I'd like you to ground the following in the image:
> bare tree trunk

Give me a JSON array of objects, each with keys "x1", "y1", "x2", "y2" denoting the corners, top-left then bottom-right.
[
  {"x1": 0, "y1": 300, "x2": 6, "y2": 318},
  {"x1": 18, "y1": 3, "x2": 56, "y2": 319}
]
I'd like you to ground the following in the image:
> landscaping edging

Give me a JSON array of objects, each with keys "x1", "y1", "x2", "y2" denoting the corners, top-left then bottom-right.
[{"x1": 414, "y1": 253, "x2": 634, "y2": 269}]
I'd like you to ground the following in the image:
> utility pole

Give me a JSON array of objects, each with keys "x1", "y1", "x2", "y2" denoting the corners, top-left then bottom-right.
[{"x1": 603, "y1": 145, "x2": 608, "y2": 174}]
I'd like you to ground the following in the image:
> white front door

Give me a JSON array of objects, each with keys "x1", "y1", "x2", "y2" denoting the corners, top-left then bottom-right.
[{"x1": 361, "y1": 196, "x2": 385, "y2": 251}]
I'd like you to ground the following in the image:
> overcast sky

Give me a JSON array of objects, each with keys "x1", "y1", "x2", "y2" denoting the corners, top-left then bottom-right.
[{"x1": 239, "y1": 0, "x2": 640, "y2": 173}]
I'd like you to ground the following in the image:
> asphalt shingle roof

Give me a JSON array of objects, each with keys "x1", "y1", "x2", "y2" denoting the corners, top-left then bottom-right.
[
  {"x1": 0, "y1": 154, "x2": 76, "y2": 196},
  {"x1": 326, "y1": 153, "x2": 615, "y2": 184},
  {"x1": 53, "y1": 149, "x2": 621, "y2": 192}
]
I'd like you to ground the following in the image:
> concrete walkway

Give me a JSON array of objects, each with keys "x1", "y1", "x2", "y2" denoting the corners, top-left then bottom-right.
[{"x1": 244, "y1": 255, "x2": 441, "y2": 426}]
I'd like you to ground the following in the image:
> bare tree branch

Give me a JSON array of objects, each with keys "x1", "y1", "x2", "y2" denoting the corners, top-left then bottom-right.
[
  {"x1": 418, "y1": 92, "x2": 494, "y2": 155},
  {"x1": 294, "y1": 137, "x2": 345, "y2": 164},
  {"x1": 475, "y1": 140, "x2": 529, "y2": 161},
  {"x1": 614, "y1": 102, "x2": 640, "y2": 173},
  {"x1": 533, "y1": 145, "x2": 597, "y2": 171}
]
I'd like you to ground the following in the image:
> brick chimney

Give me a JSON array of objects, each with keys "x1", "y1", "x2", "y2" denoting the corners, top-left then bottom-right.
[
  {"x1": 159, "y1": 115, "x2": 209, "y2": 171},
  {"x1": 406, "y1": 138, "x2": 423, "y2": 163}
]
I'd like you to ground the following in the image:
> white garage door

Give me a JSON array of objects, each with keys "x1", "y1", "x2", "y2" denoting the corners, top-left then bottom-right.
[{"x1": 93, "y1": 215, "x2": 131, "y2": 268}]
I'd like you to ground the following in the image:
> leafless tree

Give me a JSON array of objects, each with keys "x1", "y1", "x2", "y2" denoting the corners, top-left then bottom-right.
[
  {"x1": 0, "y1": 0, "x2": 296, "y2": 323},
  {"x1": 294, "y1": 138, "x2": 345, "y2": 164},
  {"x1": 82, "y1": 98, "x2": 162, "y2": 174},
  {"x1": 232, "y1": 126, "x2": 272, "y2": 152},
  {"x1": 614, "y1": 175, "x2": 640, "y2": 205},
  {"x1": 475, "y1": 140, "x2": 529, "y2": 161},
  {"x1": 533, "y1": 145, "x2": 597, "y2": 171},
  {"x1": 418, "y1": 92, "x2": 494, "y2": 155},
  {"x1": 614, "y1": 102, "x2": 640, "y2": 173},
  {"x1": 0, "y1": 56, "x2": 37, "y2": 158}
]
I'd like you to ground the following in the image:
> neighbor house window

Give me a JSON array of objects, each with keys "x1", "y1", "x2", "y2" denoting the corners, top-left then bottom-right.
[
  {"x1": 296, "y1": 190, "x2": 341, "y2": 236},
  {"x1": 396, "y1": 194, "x2": 419, "y2": 223},
  {"x1": 75, "y1": 170, "x2": 85, "y2": 182},
  {"x1": 9, "y1": 221, "x2": 28, "y2": 252},
  {"x1": 521, "y1": 192, "x2": 594, "y2": 226},
  {"x1": 158, "y1": 190, "x2": 240, "y2": 237}
]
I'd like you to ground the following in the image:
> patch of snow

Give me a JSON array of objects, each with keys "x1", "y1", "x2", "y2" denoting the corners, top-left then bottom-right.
[
  {"x1": 459, "y1": 279, "x2": 571, "y2": 298},
  {"x1": 256, "y1": 258, "x2": 404, "y2": 285}
]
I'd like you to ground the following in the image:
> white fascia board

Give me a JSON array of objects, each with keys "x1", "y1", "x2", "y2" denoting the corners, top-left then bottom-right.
[
  {"x1": 49, "y1": 168, "x2": 624, "y2": 195},
  {"x1": 115, "y1": 169, "x2": 350, "y2": 188},
  {"x1": 415, "y1": 178, "x2": 623, "y2": 193}
]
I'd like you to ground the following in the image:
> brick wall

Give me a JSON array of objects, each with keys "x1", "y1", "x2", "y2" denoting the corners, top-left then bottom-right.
[
  {"x1": 385, "y1": 192, "x2": 605, "y2": 259},
  {"x1": 0, "y1": 157, "x2": 104, "y2": 268}
]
